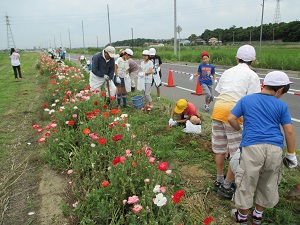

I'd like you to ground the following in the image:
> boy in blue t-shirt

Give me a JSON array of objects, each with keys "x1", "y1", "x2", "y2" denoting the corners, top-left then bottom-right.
[
  {"x1": 191, "y1": 51, "x2": 217, "y2": 112},
  {"x1": 228, "y1": 71, "x2": 297, "y2": 225}
]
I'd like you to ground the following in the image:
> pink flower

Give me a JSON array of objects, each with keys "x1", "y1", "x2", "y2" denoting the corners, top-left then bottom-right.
[
  {"x1": 149, "y1": 156, "x2": 156, "y2": 164},
  {"x1": 127, "y1": 195, "x2": 139, "y2": 204},
  {"x1": 125, "y1": 149, "x2": 132, "y2": 157},
  {"x1": 132, "y1": 204, "x2": 142, "y2": 214},
  {"x1": 131, "y1": 134, "x2": 136, "y2": 139},
  {"x1": 144, "y1": 178, "x2": 150, "y2": 183},
  {"x1": 32, "y1": 124, "x2": 40, "y2": 129},
  {"x1": 160, "y1": 186, "x2": 167, "y2": 193},
  {"x1": 165, "y1": 169, "x2": 172, "y2": 174},
  {"x1": 67, "y1": 169, "x2": 73, "y2": 174},
  {"x1": 38, "y1": 137, "x2": 46, "y2": 143},
  {"x1": 50, "y1": 123, "x2": 57, "y2": 128},
  {"x1": 145, "y1": 150, "x2": 152, "y2": 157},
  {"x1": 123, "y1": 200, "x2": 127, "y2": 205},
  {"x1": 37, "y1": 128, "x2": 43, "y2": 133},
  {"x1": 72, "y1": 114, "x2": 77, "y2": 118},
  {"x1": 120, "y1": 156, "x2": 126, "y2": 163},
  {"x1": 72, "y1": 201, "x2": 78, "y2": 208},
  {"x1": 158, "y1": 162, "x2": 168, "y2": 171}
]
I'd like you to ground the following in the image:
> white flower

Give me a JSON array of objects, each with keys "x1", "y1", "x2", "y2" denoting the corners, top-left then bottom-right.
[
  {"x1": 126, "y1": 123, "x2": 131, "y2": 131},
  {"x1": 60, "y1": 106, "x2": 65, "y2": 110},
  {"x1": 73, "y1": 106, "x2": 78, "y2": 110},
  {"x1": 153, "y1": 185, "x2": 161, "y2": 193},
  {"x1": 165, "y1": 170, "x2": 172, "y2": 174},
  {"x1": 55, "y1": 99, "x2": 60, "y2": 103},
  {"x1": 91, "y1": 143, "x2": 96, "y2": 148},
  {"x1": 51, "y1": 103, "x2": 56, "y2": 107},
  {"x1": 44, "y1": 108, "x2": 50, "y2": 111},
  {"x1": 120, "y1": 114, "x2": 128, "y2": 119},
  {"x1": 114, "y1": 117, "x2": 120, "y2": 121},
  {"x1": 49, "y1": 109, "x2": 55, "y2": 114},
  {"x1": 153, "y1": 193, "x2": 167, "y2": 207}
]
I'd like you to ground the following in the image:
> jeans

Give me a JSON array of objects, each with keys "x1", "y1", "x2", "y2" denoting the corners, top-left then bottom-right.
[{"x1": 12, "y1": 65, "x2": 22, "y2": 78}]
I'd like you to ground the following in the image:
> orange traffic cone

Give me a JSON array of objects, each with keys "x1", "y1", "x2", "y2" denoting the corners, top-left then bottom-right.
[
  {"x1": 78, "y1": 56, "x2": 80, "y2": 61},
  {"x1": 164, "y1": 68, "x2": 176, "y2": 87},
  {"x1": 191, "y1": 78, "x2": 204, "y2": 95}
]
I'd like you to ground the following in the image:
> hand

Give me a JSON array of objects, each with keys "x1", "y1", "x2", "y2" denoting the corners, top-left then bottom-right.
[
  {"x1": 283, "y1": 152, "x2": 298, "y2": 168},
  {"x1": 125, "y1": 74, "x2": 130, "y2": 79},
  {"x1": 215, "y1": 79, "x2": 218, "y2": 84},
  {"x1": 116, "y1": 77, "x2": 121, "y2": 84},
  {"x1": 189, "y1": 75, "x2": 194, "y2": 81},
  {"x1": 104, "y1": 75, "x2": 109, "y2": 80}
]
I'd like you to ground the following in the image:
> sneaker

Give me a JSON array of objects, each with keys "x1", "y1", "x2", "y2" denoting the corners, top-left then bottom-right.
[
  {"x1": 213, "y1": 180, "x2": 222, "y2": 192},
  {"x1": 131, "y1": 87, "x2": 135, "y2": 92},
  {"x1": 231, "y1": 209, "x2": 248, "y2": 225},
  {"x1": 204, "y1": 105, "x2": 210, "y2": 111},
  {"x1": 123, "y1": 104, "x2": 131, "y2": 108},
  {"x1": 217, "y1": 184, "x2": 236, "y2": 200},
  {"x1": 252, "y1": 211, "x2": 262, "y2": 225}
]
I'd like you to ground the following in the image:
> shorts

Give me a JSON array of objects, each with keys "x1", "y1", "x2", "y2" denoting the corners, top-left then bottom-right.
[
  {"x1": 212, "y1": 119, "x2": 242, "y2": 154},
  {"x1": 235, "y1": 144, "x2": 283, "y2": 209},
  {"x1": 201, "y1": 83, "x2": 214, "y2": 102},
  {"x1": 114, "y1": 77, "x2": 125, "y2": 87}
]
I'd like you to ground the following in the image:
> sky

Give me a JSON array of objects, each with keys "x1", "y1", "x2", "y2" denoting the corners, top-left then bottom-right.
[{"x1": 0, "y1": 0, "x2": 299, "y2": 50}]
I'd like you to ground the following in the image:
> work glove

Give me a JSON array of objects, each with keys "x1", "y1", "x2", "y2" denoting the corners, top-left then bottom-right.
[
  {"x1": 215, "y1": 79, "x2": 218, "y2": 84},
  {"x1": 283, "y1": 152, "x2": 298, "y2": 168},
  {"x1": 116, "y1": 77, "x2": 121, "y2": 84},
  {"x1": 138, "y1": 72, "x2": 145, "y2": 78},
  {"x1": 125, "y1": 74, "x2": 130, "y2": 79},
  {"x1": 104, "y1": 75, "x2": 110, "y2": 80},
  {"x1": 169, "y1": 118, "x2": 177, "y2": 127},
  {"x1": 189, "y1": 75, "x2": 194, "y2": 81}
]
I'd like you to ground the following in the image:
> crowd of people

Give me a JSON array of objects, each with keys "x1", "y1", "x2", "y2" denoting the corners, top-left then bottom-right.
[{"x1": 36, "y1": 44, "x2": 297, "y2": 224}]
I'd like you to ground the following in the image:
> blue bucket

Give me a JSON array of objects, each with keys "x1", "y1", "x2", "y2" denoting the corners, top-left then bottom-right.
[{"x1": 131, "y1": 95, "x2": 144, "y2": 109}]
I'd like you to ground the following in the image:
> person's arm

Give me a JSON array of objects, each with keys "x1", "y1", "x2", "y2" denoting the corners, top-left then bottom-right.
[
  {"x1": 145, "y1": 67, "x2": 153, "y2": 75},
  {"x1": 283, "y1": 124, "x2": 296, "y2": 154},
  {"x1": 115, "y1": 63, "x2": 119, "y2": 77},
  {"x1": 228, "y1": 113, "x2": 242, "y2": 132}
]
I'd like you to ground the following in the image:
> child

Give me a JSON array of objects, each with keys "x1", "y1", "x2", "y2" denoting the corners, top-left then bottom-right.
[
  {"x1": 169, "y1": 99, "x2": 201, "y2": 126},
  {"x1": 10, "y1": 48, "x2": 22, "y2": 79},
  {"x1": 114, "y1": 49, "x2": 133, "y2": 108},
  {"x1": 139, "y1": 50, "x2": 153, "y2": 111},
  {"x1": 228, "y1": 71, "x2": 297, "y2": 225},
  {"x1": 149, "y1": 48, "x2": 162, "y2": 100},
  {"x1": 191, "y1": 51, "x2": 217, "y2": 111}
]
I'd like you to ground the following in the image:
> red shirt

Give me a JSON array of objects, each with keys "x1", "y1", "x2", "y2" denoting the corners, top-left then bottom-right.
[{"x1": 183, "y1": 102, "x2": 199, "y2": 117}]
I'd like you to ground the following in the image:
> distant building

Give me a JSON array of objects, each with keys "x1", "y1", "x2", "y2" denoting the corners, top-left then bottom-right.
[
  {"x1": 180, "y1": 40, "x2": 191, "y2": 45},
  {"x1": 208, "y1": 37, "x2": 222, "y2": 45}
]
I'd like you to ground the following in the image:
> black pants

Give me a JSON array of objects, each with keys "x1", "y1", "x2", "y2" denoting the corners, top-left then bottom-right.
[{"x1": 12, "y1": 65, "x2": 22, "y2": 78}]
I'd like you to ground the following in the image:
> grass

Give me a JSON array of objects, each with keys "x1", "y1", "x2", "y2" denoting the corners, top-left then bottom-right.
[{"x1": 0, "y1": 52, "x2": 300, "y2": 224}]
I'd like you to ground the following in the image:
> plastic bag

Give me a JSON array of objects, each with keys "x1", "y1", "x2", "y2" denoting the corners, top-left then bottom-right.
[
  {"x1": 137, "y1": 75, "x2": 145, "y2": 91},
  {"x1": 106, "y1": 80, "x2": 116, "y2": 97},
  {"x1": 125, "y1": 76, "x2": 131, "y2": 92},
  {"x1": 183, "y1": 120, "x2": 201, "y2": 134},
  {"x1": 153, "y1": 73, "x2": 162, "y2": 86},
  {"x1": 229, "y1": 148, "x2": 241, "y2": 174}
]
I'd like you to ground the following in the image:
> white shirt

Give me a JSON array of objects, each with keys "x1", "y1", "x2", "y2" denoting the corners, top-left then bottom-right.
[
  {"x1": 10, "y1": 52, "x2": 21, "y2": 66},
  {"x1": 140, "y1": 60, "x2": 153, "y2": 84},
  {"x1": 116, "y1": 57, "x2": 129, "y2": 78}
]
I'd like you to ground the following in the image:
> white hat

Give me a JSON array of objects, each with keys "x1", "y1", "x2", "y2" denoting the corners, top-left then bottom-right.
[
  {"x1": 236, "y1": 45, "x2": 256, "y2": 62},
  {"x1": 104, "y1": 46, "x2": 116, "y2": 58},
  {"x1": 142, "y1": 50, "x2": 150, "y2": 55},
  {"x1": 87, "y1": 60, "x2": 91, "y2": 65},
  {"x1": 125, "y1": 48, "x2": 133, "y2": 56},
  {"x1": 149, "y1": 48, "x2": 156, "y2": 55},
  {"x1": 80, "y1": 55, "x2": 85, "y2": 60},
  {"x1": 264, "y1": 71, "x2": 292, "y2": 86}
]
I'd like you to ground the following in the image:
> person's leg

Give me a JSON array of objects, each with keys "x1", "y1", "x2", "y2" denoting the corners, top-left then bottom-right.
[
  {"x1": 12, "y1": 66, "x2": 18, "y2": 79},
  {"x1": 17, "y1": 65, "x2": 22, "y2": 78},
  {"x1": 201, "y1": 84, "x2": 210, "y2": 111},
  {"x1": 144, "y1": 83, "x2": 152, "y2": 107},
  {"x1": 130, "y1": 70, "x2": 138, "y2": 91}
]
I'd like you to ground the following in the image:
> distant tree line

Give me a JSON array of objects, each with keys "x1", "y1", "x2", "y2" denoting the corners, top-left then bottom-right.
[{"x1": 110, "y1": 21, "x2": 300, "y2": 47}]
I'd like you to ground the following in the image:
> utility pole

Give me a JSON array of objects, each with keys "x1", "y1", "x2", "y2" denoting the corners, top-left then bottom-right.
[
  {"x1": 174, "y1": 0, "x2": 177, "y2": 55},
  {"x1": 68, "y1": 28, "x2": 71, "y2": 49},
  {"x1": 96, "y1": 36, "x2": 98, "y2": 48},
  {"x1": 107, "y1": 4, "x2": 112, "y2": 45},
  {"x1": 60, "y1": 33, "x2": 63, "y2": 47},
  {"x1": 259, "y1": 0, "x2": 265, "y2": 60},
  {"x1": 131, "y1": 28, "x2": 134, "y2": 47},
  {"x1": 82, "y1": 20, "x2": 85, "y2": 52},
  {"x1": 5, "y1": 12, "x2": 16, "y2": 49}
]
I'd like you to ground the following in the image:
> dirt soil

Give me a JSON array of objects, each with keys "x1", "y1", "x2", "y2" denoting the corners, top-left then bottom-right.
[{"x1": 0, "y1": 93, "x2": 68, "y2": 225}]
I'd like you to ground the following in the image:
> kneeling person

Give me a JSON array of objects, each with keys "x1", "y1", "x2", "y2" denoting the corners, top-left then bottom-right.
[{"x1": 169, "y1": 99, "x2": 201, "y2": 126}]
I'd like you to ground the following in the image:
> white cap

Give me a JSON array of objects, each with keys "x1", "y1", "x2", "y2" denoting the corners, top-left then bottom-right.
[
  {"x1": 236, "y1": 45, "x2": 256, "y2": 62},
  {"x1": 87, "y1": 60, "x2": 91, "y2": 65},
  {"x1": 104, "y1": 46, "x2": 116, "y2": 58},
  {"x1": 264, "y1": 71, "x2": 292, "y2": 86},
  {"x1": 149, "y1": 48, "x2": 156, "y2": 55},
  {"x1": 80, "y1": 55, "x2": 85, "y2": 60},
  {"x1": 125, "y1": 48, "x2": 133, "y2": 56},
  {"x1": 142, "y1": 50, "x2": 150, "y2": 55}
]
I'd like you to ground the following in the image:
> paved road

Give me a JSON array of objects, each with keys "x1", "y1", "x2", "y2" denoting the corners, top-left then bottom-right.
[{"x1": 68, "y1": 53, "x2": 300, "y2": 149}]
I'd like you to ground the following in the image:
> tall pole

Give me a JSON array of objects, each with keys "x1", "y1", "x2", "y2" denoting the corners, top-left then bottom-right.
[
  {"x1": 54, "y1": 36, "x2": 56, "y2": 49},
  {"x1": 68, "y1": 28, "x2": 71, "y2": 49},
  {"x1": 259, "y1": 0, "x2": 265, "y2": 60},
  {"x1": 96, "y1": 36, "x2": 98, "y2": 48},
  {"x1": 131, "y1": 28, "x2": 134, "y2": 47},
  {"x1": 82, "y1": 20, "x2": 85, "y2": 52},
  {"x1": 60, "y1": 33, "x2": 63, "y2": 47},
  {"x1": 174, "y1": 0, "x2": 177, "y2": 55},
  {"x1": 107, "y1": 4, "x2": 112, "y2": 45}
]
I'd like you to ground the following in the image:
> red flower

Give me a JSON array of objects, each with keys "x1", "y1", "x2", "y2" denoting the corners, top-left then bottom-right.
[
  {"x1": 111, "y1": 109, "x2": 119, "y2": 115},
  {"x1": 103, "y1": 105, "x2": 108, "y2": 109},
  {"x1": 101, "y1": 91, "x2": 106, "y2": 97},
  {"x1": 67, "y1": 120, "x2": 75, "y2": 126},
  {"x1": 98, "y1": 138, "x2": 106, "y2": 145},
  {"x1": 112, "y1": 134, "x2": 122, "y2": 141},
  {"x1": 102, "y1": 181, "x2": 109, "y2": 188},
  {"x1": 94, "y1": 101, "x2": 98, "y2": 106},
  {"x1": 43, "y1": 103, "x2": 48, "y2": 108},
  {"x1": 172, "y1": 190, "x2": 185, "y2": 204},
  {"x1": 112, "y1": 157, "x2": 121, "y2": 165},
  {"x1": 158, "y1": 162, "x2": 168, "y2": 171},
  {"x1": 103, "y1": 112, "x2": 109, "y2": 118},
  {"x1": 83, "y1": 128, "x2": 91, "y2": 135},
  {"x1": 204, "y1": 216, "x2": 214, "y2": 225}
]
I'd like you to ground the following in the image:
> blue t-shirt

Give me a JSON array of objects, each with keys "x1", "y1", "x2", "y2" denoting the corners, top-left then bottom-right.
[
  {"x1": 197, "y1": 63, "x2": 215, "y2": 85},
  {"x1": 231, "y1": 93, "x2": 292, "y2": 148}
]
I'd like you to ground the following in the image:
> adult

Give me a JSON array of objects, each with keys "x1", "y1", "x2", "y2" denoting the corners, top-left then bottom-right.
[
  {"x1": 90, "y1": 46, "x2": 116, "y2": 102},
  {"x1": 149, "y1": 48, "x2": 162, "y2": 100},
  {"x1": 127, "y1": 50, "x2": 139, "y2": 92},
  {"x1": 211, "y1": 45, "x2": 261, "y2": 200},
  {"x1": 10, "y1": 48, "x2": 22, "y2": 79}
]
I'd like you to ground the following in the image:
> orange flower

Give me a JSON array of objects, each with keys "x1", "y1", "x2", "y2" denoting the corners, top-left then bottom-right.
[
  {"x1": 102, "y1": 181, "x2": 109, "y2": 188},
  {"x1": 103, "y1": 112, "x2": 109, "y2": 118},
  {"x1": 111, "y1": 109, "x2": 120, "y2": 115},
  {"x1": 83, "y1": 128, "x2": 91, "y2": 135},
  {"x1": 131, "y1": 161, "x2": 137, "y2": 167}
]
